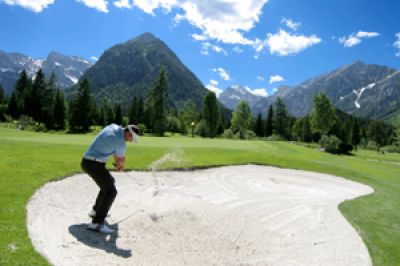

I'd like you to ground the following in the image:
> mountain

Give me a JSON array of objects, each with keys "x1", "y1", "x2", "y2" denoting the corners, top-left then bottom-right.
[
  {"x1": 80, "y1": 32, "x2": 208, "y2": 108},
  {"x1": 247, "y1": 61, "x2": 399, "y2": 123},
  {"x1": 281, "y1": 61, "x2": 396, "y2": 117},
  {"x1": 0, "y1": 51, "x2": 92, "y2": 94},
  {"x1": 252, "y1": 86, "x2": 292, "y2": 115},
  {"x1": 337, "y1": 70, "x2": 400, "y2": 123},
  {"x1": 219, "y1": 85, "x2": 266, "y2": 111}
]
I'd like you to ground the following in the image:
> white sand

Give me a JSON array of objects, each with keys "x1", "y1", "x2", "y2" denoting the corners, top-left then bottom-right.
[{"x1": 27, "y1": 165, "x2": 373, "y2": 265}]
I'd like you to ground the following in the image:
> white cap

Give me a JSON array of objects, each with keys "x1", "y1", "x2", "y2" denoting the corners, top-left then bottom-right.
[{"x1": 126, "y1": 125, "x2": 140, "y2": 144}]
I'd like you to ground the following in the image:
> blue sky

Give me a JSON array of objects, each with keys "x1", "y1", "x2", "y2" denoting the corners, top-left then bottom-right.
[{"x1": 0, "y1": 0, "x2": 399, "y2": 97}]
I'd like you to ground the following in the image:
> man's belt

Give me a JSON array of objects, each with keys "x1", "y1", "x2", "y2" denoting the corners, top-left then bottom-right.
[{"x1": 83, "y1": 156, "x2": 106, "y2": 163}]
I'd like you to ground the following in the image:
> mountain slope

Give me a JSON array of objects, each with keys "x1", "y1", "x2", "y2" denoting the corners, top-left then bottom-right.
[
  {"x1": 0, "y1": 51, "x2": 92, "y2": 93},
  {"x1": 81, "y1": 32, "x2": 208, "y2": 108},
  {"x1": 247, "y1": 61, "x2": 399, "y2": 123},
  {"x1": 219, "y1": 85, "x2": 265, "y2": 111},
  {"x1": 282, "y1": 61, "x2": 396, "y2": 117}
]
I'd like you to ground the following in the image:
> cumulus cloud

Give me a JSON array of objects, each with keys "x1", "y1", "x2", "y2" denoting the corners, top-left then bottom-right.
[
  {"x1": 251, "y1": 88, "x2": 268, "y2": 97},
  {"x1": 90, "y1": 56, "x2": 99, "y2": 61},
  {"x1": 201, "y1": 42, "x2": 227, "y2": 56},
  {"x1": 77, "y1": 0, "x2": 109, "y2": 12},
  {"x1": 281, "y1": 17, "x2": 301, "y2": 31},
  {"x1": 210, "y1": 79, "x2": 218, "y2": 86},
  {"x1": 394, "y1": 33, "x2": 400, "y2": 57},
  {"x1": 232, "y1": 46, "x2": 244, "y2": 53},
  {"x1": 114, "y1": 0, "x2": 131, "y2": 9},
  {"x1": 266, "y1": 30, "x2": 321, "y2": 56},
  {"x1": 192, "y1": 33, "x2": 207, "y2": 41},
  {"x1": 130, "y1": 0, "x2": 175, "y2": 14},
  {"x1": 1, "y1": 0, "x2": 54, "y2": 12},
  {"x1": 339, "y1": 31, "x2": 380, "y2": 47},
  {"x1": 206, "y1": 84, "x2": 223, "y2": 97},
  {"x1": 212, "y1": 67, "x2": 230, "y2": 81},
  {"x1": 269, "y1": 75, "x2": 284, "y2": 84},
  {"x1": 257, "y1": 76, "x2": 264, "y2": 81},
  {"x1": 128, "y1": 0, "x2": 269, "y2": 44}
]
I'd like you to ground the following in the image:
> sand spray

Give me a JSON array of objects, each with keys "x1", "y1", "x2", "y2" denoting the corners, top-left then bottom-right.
[{"x1": 147, "y1": 148, "x2": 188, "y2": 196}]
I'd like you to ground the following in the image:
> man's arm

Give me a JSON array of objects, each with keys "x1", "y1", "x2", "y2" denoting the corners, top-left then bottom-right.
[{"x1": 113, "y1": 154, "x2": 125, "y2": 171}]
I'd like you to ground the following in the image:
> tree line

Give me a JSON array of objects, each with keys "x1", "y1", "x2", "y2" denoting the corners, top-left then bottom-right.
[{"x1": 0, "y1": 68, "x2": 398, "y2": 152}]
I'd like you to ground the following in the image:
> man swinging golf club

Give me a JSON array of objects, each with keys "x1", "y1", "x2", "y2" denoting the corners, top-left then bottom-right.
[{"x1": 81, "y1": 124, "x2": 140, "y2": 234}]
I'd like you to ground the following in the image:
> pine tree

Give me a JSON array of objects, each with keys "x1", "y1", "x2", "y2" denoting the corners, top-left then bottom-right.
[
  {"x1": 129, "y1": 96, "x2": 139, "y2": 124},
  {"x1": 367, "y1": 120, "x2": 386, "y2": 147},
  {"x1": 203, "y1": 91, "x2": 220, "y2": 138},
  {"x1": 302, "y1": 116, "x2": 312, "y2": 142},
  {"x1": 7, "y1": 91, "x2": 19, "y2": 119},
  {"x1": 30, "y1": 69, "x2": 46, "y2": 123},
  {"x1": 0, "y1": 84, "x2": 4, "y2": 104},
  {"x1": 231, "y1": 100, "x2": 252, "y2": 139},
  {"x1": 291, "y1": 119, "x2": 303, "y2": 141},
  {"x1": 69, "y1": 78, "x2": 92, "y2": 132},
  {"x1": 42, "y1": 72, "x2": 57, "y2": 129},
  {"x1": 351, "y1": 119, "x2": 361, "y2": 149},
  {"x1": 147, "y1": 68, "x2": 168, "y2": 136},
  {"x1": 99, "y1": 97, "x2": 113, "y2": 126},
  {"x1": 254, "y1": 113, "x2": 264, "y2": 137},
  {"x1": 13, "y1": 70, "x2": 31, "y2": 116},
  {"x1": 265, "y1": 105, "x2": 274, "y2": 137},
  {"x1": 90, "y1": 98, "x2": 99, "y2": 125},
  {"x1": 137, "y1": 96, "x2": 144, "y2": 124},
  {"x1": 53, "y1": 89, "x2": 66, "y2": 130},
  {"x1": 273, "y1": 97, "x2": 289, "y2": 139},
  {"x1": 310, "y1": 92, "x2": 336, "y2": 136},
  {"x1": 114, "y1": 103, "x2": 123, "y2": 125}
]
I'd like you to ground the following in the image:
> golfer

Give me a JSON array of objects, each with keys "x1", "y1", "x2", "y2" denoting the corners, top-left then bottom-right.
[{"x1": 81, "y1": 124, "x2": 140, "y2": 234}]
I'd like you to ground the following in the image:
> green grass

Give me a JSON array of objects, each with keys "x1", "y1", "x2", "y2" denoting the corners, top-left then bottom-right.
[{"x1": 0, "y1": 127, "x2": 400, "y2": 265}]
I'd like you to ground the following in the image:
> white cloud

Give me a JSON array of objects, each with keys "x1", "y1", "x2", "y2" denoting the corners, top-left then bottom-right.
[
  {"x1": 251, "y1": 88, "x2": 268, "y2": 97},
  {"x1": 210, "y1": 79, "x2": 218, "y2": 86},
  {"x1": 257, "y1": 75, "x2": 264, "y2": 81},
  {"x1": 232, "y1": 46, "x2": 243, "y2": 53},
  {"x1": 212, "y1": 67, "x2": 230, "y2": 81},
  {"x1": 192, "y1": 33, "x2": 207, "y2": 41},
  {"x1": 339, "y1": 31, "x2": 380, "y2": 47},
  {"x1": 114, "y1": 0, "x2": 131, "y2": 9},
  {"x1": 201, "y1": 42, "x2": 227, "y2": 56},
  {"x1": 77, "y1": 0, "x2": 109, "y2": 12},
  {"x1": 1, "y1": 0, "x2": 54, "y2": 12},
  {"x1": 272, "y1": 87, "x2": 278, "y2": 93},
  {"x1": 269, "y1": 75, "x2": 284, "y2": 84},
  {"x1": 90, "y1": 56, "x2": 99, "y2": 61},
  {"x1": 252, "y1": 37, "x2": 268, "y2": 53},
  {"x1": 131, "y1": 0, "x2": 175, "y2": 14},
  {"x1": 281, "y1": 17, "x2": 301, "y2": 31},
  {"x1": 356, "y1": 31, "x2": 380, "y2": 38},
  {"x1": 394, "y1": 33, "x2": 400, "y2": 57},
  {"x1": 267, "y1": 30, "x2": 321, "y2": 56},
  {"x1": 206, "y1": 84, "x2": 223, "y2": 97},
  {"x1": 129, "y1": 0, "x2": 269, "y2": 44}
]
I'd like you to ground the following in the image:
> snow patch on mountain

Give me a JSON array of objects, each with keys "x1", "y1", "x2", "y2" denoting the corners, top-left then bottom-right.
[{"x1": 353, "y1": 83, "x2": 376, "y2": 109}]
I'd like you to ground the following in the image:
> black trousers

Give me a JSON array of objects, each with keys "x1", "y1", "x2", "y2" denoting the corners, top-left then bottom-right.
[{"x1": 81, "y1": 158, "x2": 117, "y2": 224}]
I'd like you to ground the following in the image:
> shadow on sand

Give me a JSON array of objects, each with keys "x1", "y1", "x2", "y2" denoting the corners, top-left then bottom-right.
[{"x1": 68, "y1": 223, "x2": 132, "y2": 258}]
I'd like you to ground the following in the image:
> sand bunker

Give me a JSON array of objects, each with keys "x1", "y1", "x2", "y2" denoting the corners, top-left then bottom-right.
[{"x1": 27, "y1": 165, "x2": 373, "y2": 265}]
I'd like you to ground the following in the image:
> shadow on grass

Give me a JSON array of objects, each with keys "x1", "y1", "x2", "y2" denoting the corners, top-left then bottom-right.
[{"x1": 68, "y1": 223, "x2": 132, "y2": 258}]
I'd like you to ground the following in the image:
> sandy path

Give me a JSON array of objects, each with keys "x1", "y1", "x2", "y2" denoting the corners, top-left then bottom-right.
[{"x1": 27, "y1": 165, "x2": 373, "y2": 265}]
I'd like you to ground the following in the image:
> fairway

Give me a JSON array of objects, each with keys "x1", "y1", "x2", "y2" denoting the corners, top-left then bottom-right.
[{"x1": 1, "y1": 127, "x2": 400, "y2": 265}]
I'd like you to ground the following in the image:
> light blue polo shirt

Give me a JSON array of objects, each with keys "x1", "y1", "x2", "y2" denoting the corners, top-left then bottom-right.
[{"x1": 83, "y1": 124, "x2": 126, "y2": 162}]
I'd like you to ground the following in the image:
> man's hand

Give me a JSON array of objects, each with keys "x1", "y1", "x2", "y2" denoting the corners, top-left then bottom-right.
[{"x1": 113, "y1": 154, "x2": 125, "y2": 171}]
